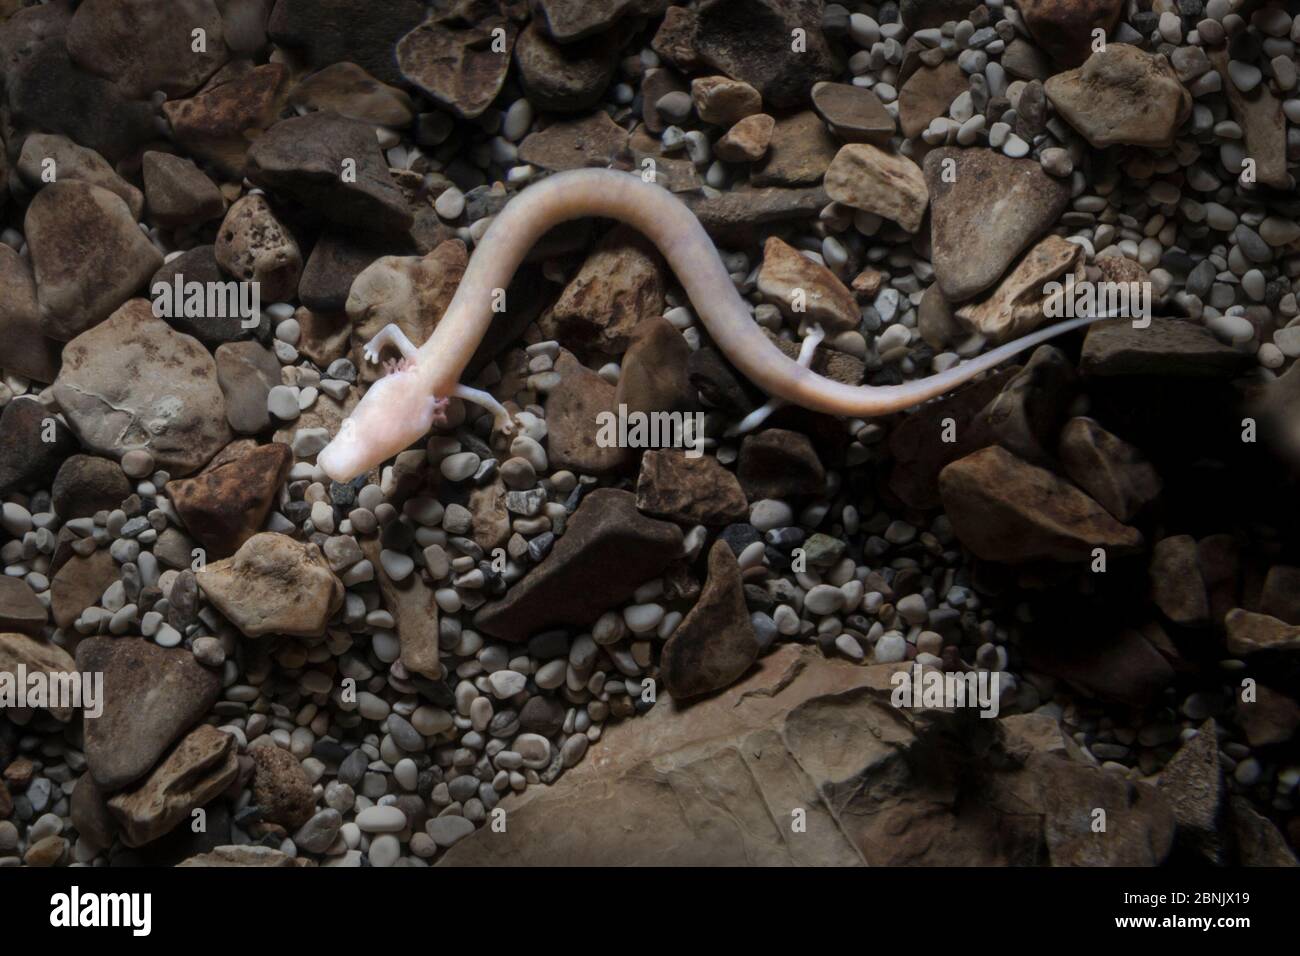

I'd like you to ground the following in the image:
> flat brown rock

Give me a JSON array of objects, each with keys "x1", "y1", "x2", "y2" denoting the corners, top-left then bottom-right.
[
  {"x1": 938, "y1": 445, "x2": 1143, "y2": 563},
  {"x1": 1045, "y1": 44, "x2": 1191, "y2": 149},
  {"x1": 0, "y1": 632, "x2": 77, "y2": 720},
  {"x1": 1080, "y1": 318, "x2": 1252, "y2": 378},
  {"x1": 661, "y1": 539, "x2": 759, "y2": 698},
  {"x1": 107, "y1": 724, "x2": 238, "y2": 847},
  {"x1": 924, "y1": 147, "x2": 1070, "y2": 302},
  {"x1": 361, "y1": 538, "x2": 443, "y2": 681},
  {"x1": 518, "y1": 111, "x2": 629, "y2": 172},
  {"x1": 76, "y1": 636, "x2": 222, "y2": 791},
  {"x1": 474, "y1": 489, "x2": 682, "y2": 642},
  {"x1": 635, "y1": 451, "x2": 748, "y2": 526},
  {"x1": 196, "y1": 532, "x2": 343, "y2": 638},
  {"x1": 544, "y1": 351, "x2": 629, "y2": 475},
  {"x1": 52, "y1": 299, "x2": 233, "y2": 476},
  {"x1": 167, "y1": 442, "x2": 292, "y2": 559},
  {"x1": 756, "y1": 236, "x2": 859, "y2": 333}
]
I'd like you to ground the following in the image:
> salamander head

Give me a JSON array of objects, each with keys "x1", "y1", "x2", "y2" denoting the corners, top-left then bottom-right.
[{"x1": 318, "y1": 362, "x2": 449, "y2": 483}]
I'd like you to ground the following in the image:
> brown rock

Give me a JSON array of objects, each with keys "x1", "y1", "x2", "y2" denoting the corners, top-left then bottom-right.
[
  {"x1": 52, "y1": 455, "x2": 130, "y2": 520},
  {"x1": 1019, "y1": 0, "x2": 1124, "y2": 68},
  {"x1": 924, "y1": 147, "x2": 1070, "y2": 302},
  {"x1": 752, "y1": 110, "x2": 838, "y2": 186},
  {"x1": 522, "y1": 110, "x2": 634, "y2": 171},
  {"x1": 360, "y1": 538, "x2": 442, "y2": 681},
  {"x1": 0, "y1": 577, "x2": 47, "y2": 637},
  {"x1": 985, "y1": 345, "x2": 1078, "y2": 465},
  {"x1": 1260, "y1": 566, "x2": 1300, "y2": 625},
  {"x1": 1149, "y1": 536, "x2": 1210, "y2": 627},
  {"x1": 544, "y1": 351, "x2": 628, "y2": 476},
  {"x1": 52, "y1": 300, "x2": 233, "y2": 476},
  {"x1": 474, "y1": 489, "x2": 682, "y2": 641},
  {"x1": 824, "y1": 143, "x2": 928, "y2": 233},
  {"x1": 756, "y1": 235, "x2": 860, "y2": 333},
  {"x1": 142, "y1": 151, "x2": 224, "y2": 228},
  {"x1": 532, "y1": 0, "x2": 661, "y2": 42},
  {"x1": 887, "y1": 369, "x2": 1016, "y2": 510},
  {"x1": 1024, "y1": 626, "x2": 1175, "y2": 707},
  {"x1": 250, "y1": 743, "x2": 315, "y2": 829},
  {"x1": 0, "y1": 245, "x2": 61, "y2": 384},
  {"x1": 1210, "y1": 48, "x2": 1289, "y2": 190},
  {"x1": 244, "y1": 110, "x2": 413, "y2": 234},
  {"x1": 196, "y1": 532, "x2": 343, "y2": 638},
  {"x1": 917, "y1": 283, "x2": 960, "y2": 350},
  {"x1": 167, "y1": 443, "x2": 291, "y2": 558},
  {"x1": 0, "y1": 397, "x2": 79, "y2": 496},
  {"x1": 899, "y1": 59, "x2": 968, "y2": 139},
  {"x1": 737, "y1": 428, "x2": 825, "y2": 500},
  {"x1": 288, "y1": 61, "x2": 415, "y2": 128},
  {"x1": 16, "y1": 133, "x2": 144, "y2": 220},
  {"x1": 178, "y1": 844, "x2": 312, "y2": 866},
  {"x1": 215, "y1": 340, "x2": 281, "y2": 435},
  {"x1": 77, "y1": 636, "x2": 222, "y2": 790},
  {"x1": 514, "y1": 20, "x2": 617, "y2": 114},
  {"x1": 468, "y1": 478, "x2": 512, "y2": 554},
  {"x1": 295, "y1": 307, "x2": 353, "y2": 367},
  {"x1": 1045, "y1": 45, "x2": 1192, "y2": 149},
  {"x1": 51, "y1": 550, "x2": 118, "y2": 629},
  {"x1": 1080, "y1": 318, "x2": 1252, "y2": 378},
  {"x1": 70, "y1": 772, "x2": 118, "y2": 851},
  {"x1": 24, "y1": 835, "x2": 67, "y2": 866},
  {"x1": 691, "y1": 75, "x2": 762, "y2": 125},
  {"x1": 635, "y1": 451, "x2": 748, "y2": 526},
  {"x1": 442, "y1": 644, "x2": 1173, "y2": 866},
  {"x1": 713, "y1": 113, "x2": 774, "y2": 163},
  {"x1": 107, "y1": 724, "x2": 238, "y2": 847},
  {"x1": 1228, "y1": 796, "x2": 1298, "y2": 866},
  {"x1": 26, "y1": 181, "x2": 163, "y2": 341},
  {"x1": 66, "y1": 0, "x2": 228, "y2": 99},
  {"x1": 810, "y1": 81, "x2": 894, "y2": 144},
  {"x1": 163, "y1": 63, "x2": 291, "y2": 175},
  {"x1": 267, "y1": 0, "x2": 424, "y2": 87},
  {"x1": 662, "y1": 539, "x2": 759, "y2": 698},
  {"x1": 0, "y1": 632, "x2": 76, "y2": 720},
  {"x1": 690, "y1": 0, "x2": 835, "y2": 109},
  {"x1": 397, "y1": 13, "x2": 517, "y2": 120},
  {"x1": 540, "y1": 225, "x2": 665, "y2": 356},
  {"x1": 214, "y1": 195, "x2": 301, "y2": 302},
  {"x1": 615, "y1": 317, "x2": 694, "y2": 416},
  {"x1": 1237, "y1": 686, "x2": 1300, "y2": 748},
  {"x1": 1058, "y1": 416, "x2": 1162, "y2": 523},
  {"x1": 681, "y1": 184, "x2": 830, "y2": 238},
  {"x1": 1225, "y1": 609, "x2": 1300, "y2": 656},
  {"x1": 939, "y1": 445, "x2": 1143, "y2": 563},
  {"x1": 955, "y1": 235, "x2": 1084, "y2": 342}
]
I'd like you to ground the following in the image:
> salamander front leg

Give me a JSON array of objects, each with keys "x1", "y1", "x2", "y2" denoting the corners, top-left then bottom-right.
[
  {"x1": 362, "y1": 323, "x2": 420, "y2": 365},
  {"x1": 453, "y1": 384, "x2": 518, "y2": 436},
  {"x1": 726, "y1": 324, "x2": 826, "y2": 436}
]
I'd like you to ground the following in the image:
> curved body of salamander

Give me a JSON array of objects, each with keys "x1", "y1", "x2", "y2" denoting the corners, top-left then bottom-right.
[{"x1": 319, "y1": 168, "x2": 1109, "y2": 483}]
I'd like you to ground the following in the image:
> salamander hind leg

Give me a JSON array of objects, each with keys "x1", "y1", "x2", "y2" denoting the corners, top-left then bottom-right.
[
  {"x1": 725, "y1": 324, "x2": 826, "y2": 436},
  {"x1": 362, "y1": 323, "x2": 420, "y2": 365},
  {"x1": 453, "y1": 384, "x2": 518, "y2": 436}
]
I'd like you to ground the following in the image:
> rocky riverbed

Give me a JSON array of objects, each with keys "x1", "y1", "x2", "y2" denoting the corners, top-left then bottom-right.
[{"x1": 1, "y1": 0, "x2": 1298, "y2": 868}]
